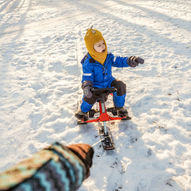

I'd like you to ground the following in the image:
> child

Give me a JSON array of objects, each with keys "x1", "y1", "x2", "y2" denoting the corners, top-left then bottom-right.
[{"x1": 75, "y1": 28, "x2": 144, "y2": 121}]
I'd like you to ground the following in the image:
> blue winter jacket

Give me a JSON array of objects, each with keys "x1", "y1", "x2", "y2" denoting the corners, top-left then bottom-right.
[{"x1": 81, "y1": 53, "x2": 129, "y2": 88}]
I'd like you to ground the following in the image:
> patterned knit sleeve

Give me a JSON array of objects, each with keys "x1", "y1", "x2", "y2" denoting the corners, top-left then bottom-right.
[{"x1": 0, "y1": 142, "x2": 91, "y2": 191}]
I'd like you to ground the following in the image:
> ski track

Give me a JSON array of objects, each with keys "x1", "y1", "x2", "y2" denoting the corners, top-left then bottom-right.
[{"x1": 0, "y1": 0, "x2": 191, "y2": 190}]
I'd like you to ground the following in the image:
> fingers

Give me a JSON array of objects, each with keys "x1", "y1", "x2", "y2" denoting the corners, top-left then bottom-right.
[
  {"x1": 130, "y1": 56, "x2": 137, "y2": 62},
  {"x1": 128, "y1": 56, "x2": 137, "y2": 67}
]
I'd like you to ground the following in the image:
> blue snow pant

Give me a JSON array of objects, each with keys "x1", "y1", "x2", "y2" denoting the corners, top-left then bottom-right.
[{"x1": 81, "y1": 80, "x2": 126, "y2": 112}]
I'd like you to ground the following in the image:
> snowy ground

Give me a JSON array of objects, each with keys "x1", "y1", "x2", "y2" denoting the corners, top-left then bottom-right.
[{"x1": 0, "y1": 0, "x2": 191, "y2": 190}]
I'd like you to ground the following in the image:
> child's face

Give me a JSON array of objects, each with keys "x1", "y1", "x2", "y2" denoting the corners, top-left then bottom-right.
[{"x1": 93, "y1": 40, "x2": 106, "y2": 53}]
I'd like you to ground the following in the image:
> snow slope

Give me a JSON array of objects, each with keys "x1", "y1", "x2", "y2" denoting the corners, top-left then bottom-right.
[{"x1": 0, "y1": 0, "x2": 191, "y2": 190}]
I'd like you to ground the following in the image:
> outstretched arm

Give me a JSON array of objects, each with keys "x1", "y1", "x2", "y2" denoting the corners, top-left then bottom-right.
[
  {"x1": 112, "y1": 53, "x2": 144, "y2": 68},
  {"x1": 0, "y1": 142, "x2": 94, "y2": 191}
]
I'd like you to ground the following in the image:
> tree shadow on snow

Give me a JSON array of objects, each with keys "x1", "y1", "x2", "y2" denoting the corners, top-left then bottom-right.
[
  {"x1": 0, "y1": 0, "x2": 32, "y2": 93},
  {"x1": 66, "y1": 0, "x2": 191, "y2": 59},
  {"x1": 0, "y1": 0, "x2": 30, "y2": 39},
  {"x1": 115, "y1": 0, "x2": 191, "y2": 58},
  {"x1": 116, "y1": 0, "x2": 191, "y2": 33}
]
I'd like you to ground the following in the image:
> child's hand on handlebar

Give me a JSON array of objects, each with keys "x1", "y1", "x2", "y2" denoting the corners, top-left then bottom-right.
[
  {"x1": 84, "y1": 86, "x2": 93, "y2": 98},
  {"x1": 82, "y1": 81, "x2": 93, "y2": 98}
]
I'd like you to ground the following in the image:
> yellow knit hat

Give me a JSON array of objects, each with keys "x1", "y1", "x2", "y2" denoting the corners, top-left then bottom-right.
[{"x1": 84, "y1": 28, "x2": 107, "y2": 64}]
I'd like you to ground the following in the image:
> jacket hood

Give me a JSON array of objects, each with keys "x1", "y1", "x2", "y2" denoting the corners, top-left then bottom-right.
[{"x1": 84, "y1": 28, "x2": 107, "y2": 64}]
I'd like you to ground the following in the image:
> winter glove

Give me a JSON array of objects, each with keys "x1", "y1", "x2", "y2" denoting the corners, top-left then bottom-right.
[
  {"x1": 128, "y1": 56, "x2": 144, "y2": 67},
  {"x1": 82, "y1": 81, "x2": 93, "y2": 98},
  {"x1": 67, "y1": 143, "x2": 94, "y2": 178}
]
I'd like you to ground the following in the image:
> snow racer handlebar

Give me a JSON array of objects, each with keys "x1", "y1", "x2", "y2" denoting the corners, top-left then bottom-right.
[{"x1": 91, "y1": 87, "x2": 116, "y2": 95}]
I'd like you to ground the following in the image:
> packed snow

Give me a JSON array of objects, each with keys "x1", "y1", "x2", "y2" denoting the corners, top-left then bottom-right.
[{"x1": 0, "y1": 0, "x2": 191, "y2": 190}]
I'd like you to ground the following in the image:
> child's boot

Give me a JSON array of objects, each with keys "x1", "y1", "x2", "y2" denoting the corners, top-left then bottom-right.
[
  {"x1": 75, "y1": 110, "x2": 88, "y2": 121},
  {"x1": 116, "y1": 107, "x2": 128, "y2": 117}
]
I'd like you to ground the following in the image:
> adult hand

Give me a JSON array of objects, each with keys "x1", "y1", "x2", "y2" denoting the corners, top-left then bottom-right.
[{"x1": 67, "y1": 143, "x2": 94, "y2": 178}]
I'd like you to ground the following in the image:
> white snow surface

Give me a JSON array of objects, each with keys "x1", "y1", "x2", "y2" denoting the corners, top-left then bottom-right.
[{"x1": 0, "y1": 0, "x2": 191, "y2": 190}]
